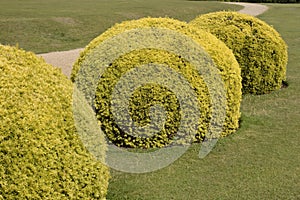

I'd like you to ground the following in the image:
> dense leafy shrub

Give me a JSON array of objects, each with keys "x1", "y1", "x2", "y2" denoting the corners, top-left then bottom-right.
[
  {"x1": 190, "y1": 11, "x2": 288, "y2": 94},
  {"x1": 0, "y1": 45, "x2": 109, "y2": 199},
  {"x1": 71, "y1": 17, "x2": 242, "y2": 148}
]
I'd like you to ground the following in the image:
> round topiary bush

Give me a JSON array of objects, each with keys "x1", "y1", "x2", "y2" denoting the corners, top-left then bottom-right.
[
  {"x1": 190, "y1": 11, "x2": 288, "y2": 94},
  {"x1": 71, "y1": 17, "x2": 242, "y2": 149},
  {"x1": 0, "y1": 44, "x2": 109, "y2": 199}
]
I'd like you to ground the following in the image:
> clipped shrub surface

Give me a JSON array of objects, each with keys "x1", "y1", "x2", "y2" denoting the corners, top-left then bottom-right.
[
  {"x1": 190, "y1": 11, "x2": 288, "y2": 94},
  {"x1": 0, "y1": 45, "x2": 109, "y2": 199},
  {"x1": 71, "y1": 17, "x2": 242, "y2": 148}
]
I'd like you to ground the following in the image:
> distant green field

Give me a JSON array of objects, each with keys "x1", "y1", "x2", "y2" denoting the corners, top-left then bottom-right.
[{"x1": 0, "y1": 0, "x2": 240, "y2": 53}]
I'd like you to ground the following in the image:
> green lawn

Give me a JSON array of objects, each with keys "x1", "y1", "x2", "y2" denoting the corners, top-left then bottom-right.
[
  {"x1": 0, "y1": 1, "x2": 299, "y2": 199},
  {"x1": 0, "y1": 0, "x2": 240, "y2": 53}
]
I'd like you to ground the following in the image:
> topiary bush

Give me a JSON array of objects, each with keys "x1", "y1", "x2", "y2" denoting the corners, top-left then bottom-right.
[
  {"x1": 71, "y1": 17, "x2": 242, "y2": 148},
  {"x1": 190, "y1": 11, "x2": 288, "y2": 94},
  {"x1": 0, "y1": 44, "x2": 109, "y2": 199}
]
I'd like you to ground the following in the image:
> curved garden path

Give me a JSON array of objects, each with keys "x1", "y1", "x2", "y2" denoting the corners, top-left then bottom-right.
[
  {"x1": 40, "y1": 48, "x2": 83, "y2": 77},
  {"x1": 39, "y1": 2, "x2": 269, "y2": 77},
  {"x1": 224, "y1": 2, "x2": 268, "y2": 16}
]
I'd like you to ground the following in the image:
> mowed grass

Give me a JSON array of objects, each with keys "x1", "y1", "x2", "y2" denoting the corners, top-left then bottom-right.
[
  {"x1": 106, "y1": 4, "x2": 300, "y2": 200},
  {"x1": 0, "y1": 1, "x2": 299, "y2": 200},
  {"x1": 0, "y1": 0, "x2": 240, "y2": 53}
]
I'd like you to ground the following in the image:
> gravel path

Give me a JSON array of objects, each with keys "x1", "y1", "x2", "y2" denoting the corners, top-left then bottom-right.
[
  {"x1": 224, "y1": 2, "x2": 268, "y2": 16},
  {"x1": 39, "y1": 2, "x2": 268, "y2": 77},
  {"x1": 39, "y1": 48, "x2": 83, "y2": 78}
]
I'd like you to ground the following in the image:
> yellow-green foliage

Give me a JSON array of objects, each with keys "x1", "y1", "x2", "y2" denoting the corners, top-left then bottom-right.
[
  {"x1": 190, "y1": 11, "x2": 288, "y2": 94},
  {"x1": 0, "y1": 45, "x2": 109, "y2": 199},
  {"x1": 71, "y1": 17, "x2": 242, "y2": 148}
]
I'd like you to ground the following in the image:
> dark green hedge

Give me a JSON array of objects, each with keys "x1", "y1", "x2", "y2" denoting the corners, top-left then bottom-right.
[
  {"x1": 0, "y1": 44, "x2": 109, "y2": 199},
  {"x1": 223, "y1": 0, "x2": 299, "y2": 3},
  {"x1": 189, "y1": 0, "x2": 299, "y2": 3}
]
